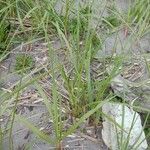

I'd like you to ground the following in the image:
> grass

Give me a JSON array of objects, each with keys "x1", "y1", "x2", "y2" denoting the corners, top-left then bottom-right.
[
  {"x1": 0, "y1": 0, "x2": 150, "y2": 149},
  {"x1": 15, "y1": 54, "x2": 34, "y2": 73},
  {"x1": 102, "y1": 15, "x2": 121, "y2": 29},
  {"x1": 0, "y1": 19, "x2": 11, "y2": 55}
]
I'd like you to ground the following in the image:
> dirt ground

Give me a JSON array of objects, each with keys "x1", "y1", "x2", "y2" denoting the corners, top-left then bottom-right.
[{"x1": 0, "y1": 0, "x2": 150, "y2": 149}]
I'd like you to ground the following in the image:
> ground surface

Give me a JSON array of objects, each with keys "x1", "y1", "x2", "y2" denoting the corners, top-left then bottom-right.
[{"x1": 0, "y1": 0, "x2": 150, "y2": 150}]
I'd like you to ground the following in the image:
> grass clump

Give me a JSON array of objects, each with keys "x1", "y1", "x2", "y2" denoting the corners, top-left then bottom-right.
[
  {"x1": 68, "y1": 17, "x2": 87, "y2": 35},
  {"x1": 15, "y1": 54, "x2": 34, "y2": 73},
  {"x1": 0, "y1": 20, "x2": 11, "y2": 55},
  {"x1": 102, "y1": 15, "x2": 121, "y2": 28},
  {"x1": 0, "y1": 0, "x2": 150, "y2": 150},
  {"x1": 67, "y1": 5, "x2": 92, "y2": 35},
  {"x1": 128, "y1": 0, "x2": 150, "y2": 24},
  {"x1": 91, "y1": 31, "x2": 101, "y2": 52}
]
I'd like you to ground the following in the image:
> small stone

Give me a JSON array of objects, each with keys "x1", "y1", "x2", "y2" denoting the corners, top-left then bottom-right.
[{"x1": 102, "y1": 102, "x2": 148, "y2": 150}]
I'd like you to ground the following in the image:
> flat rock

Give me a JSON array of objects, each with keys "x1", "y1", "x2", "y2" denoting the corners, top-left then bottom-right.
[
  {"x1": 102, "y1": 102, "x2": 148, "y2": 150},
  {"x1": 96, "y1": 30, "x2": 150, "y2": 58}
]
